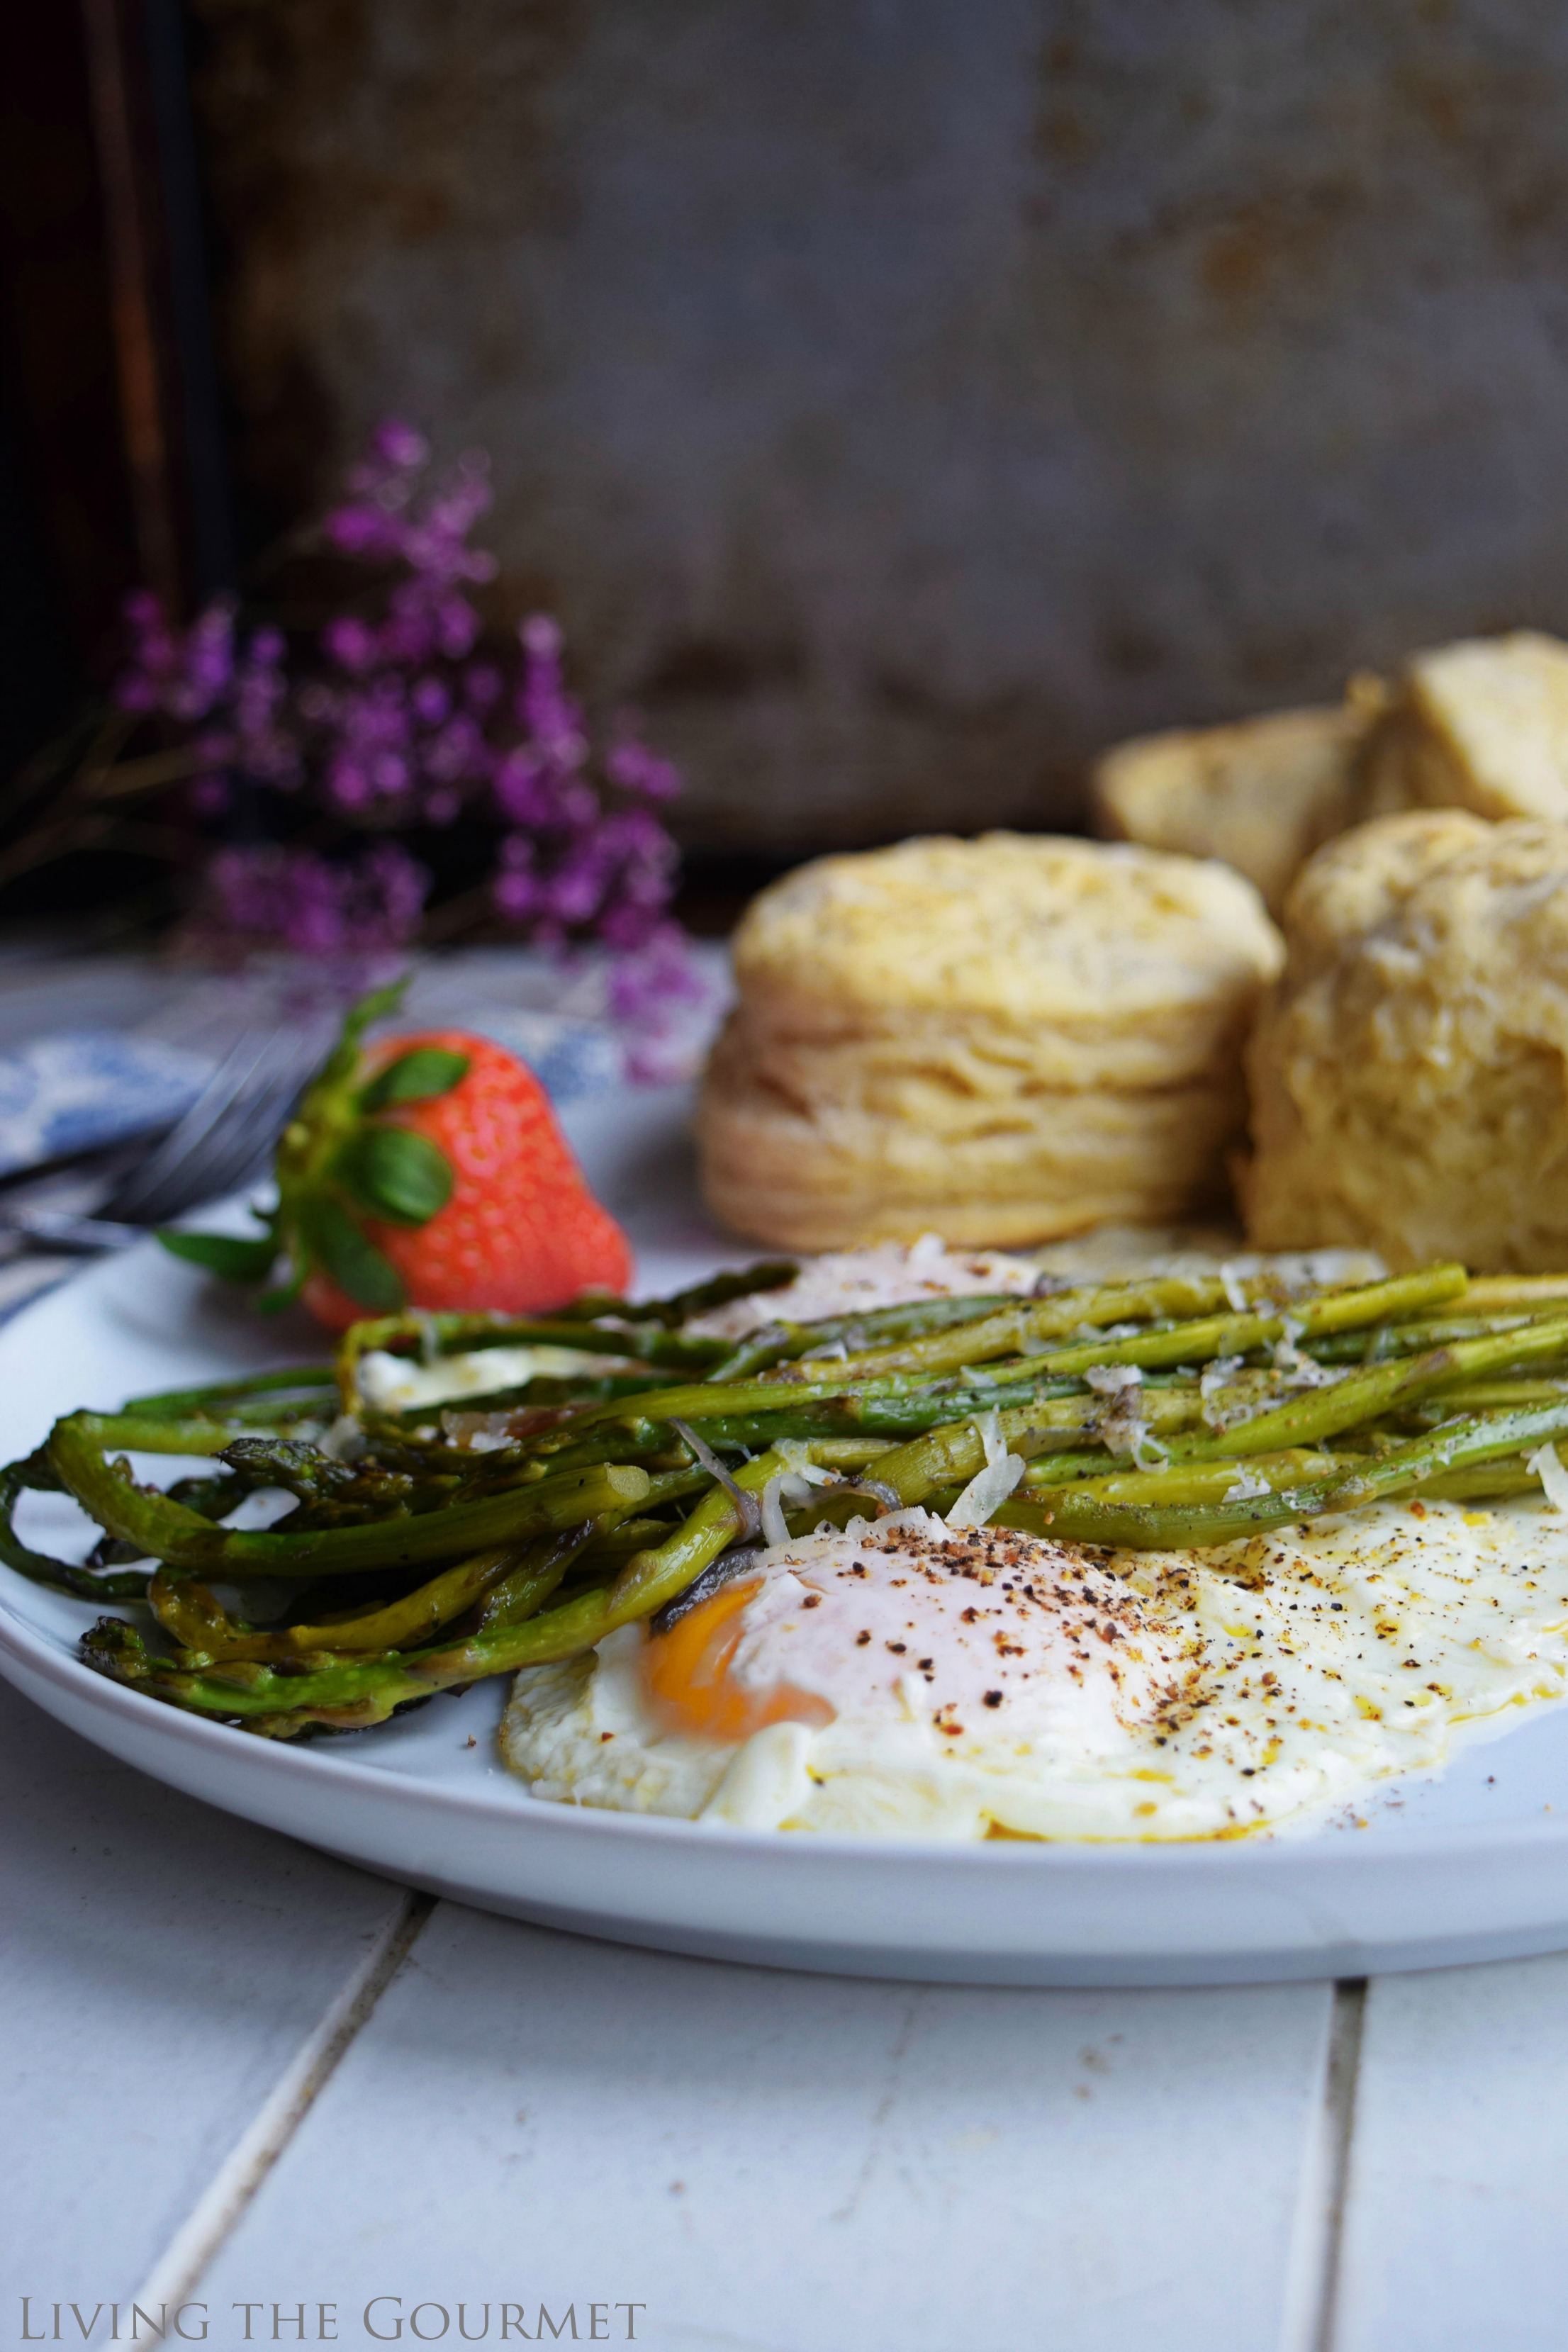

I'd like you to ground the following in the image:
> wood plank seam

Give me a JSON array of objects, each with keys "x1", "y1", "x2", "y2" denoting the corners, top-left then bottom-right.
[
  {"x1": 1277, "y1": 1977, "x2": 1368, "y2": 2352},
  {"x1": 128, "y1": 1887, "x2": 437, "y2": 2312}
]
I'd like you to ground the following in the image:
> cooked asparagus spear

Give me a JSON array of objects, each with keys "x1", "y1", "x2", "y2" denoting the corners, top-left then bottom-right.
[{"x1": 21, "y1": 1253, "x2": 1568, "y2": 1738}]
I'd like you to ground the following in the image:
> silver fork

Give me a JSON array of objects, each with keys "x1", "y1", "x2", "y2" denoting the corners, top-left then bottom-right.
[{"x1": 0, "y1": 1024, "x2": 330, "y2": 1253}]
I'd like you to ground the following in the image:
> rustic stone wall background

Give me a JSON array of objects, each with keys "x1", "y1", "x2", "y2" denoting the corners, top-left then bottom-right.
[{"x1": 191, "y1": 0, "x2": 1568, "y2": 851}]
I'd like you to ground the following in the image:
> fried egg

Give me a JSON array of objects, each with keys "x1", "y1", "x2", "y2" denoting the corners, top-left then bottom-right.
[{"x1": 500, "y1": 1499, "x2": 1568, "y2": 1840}]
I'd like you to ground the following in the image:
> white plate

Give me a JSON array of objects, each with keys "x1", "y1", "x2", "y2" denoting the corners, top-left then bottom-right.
[{"x1": 7, "y1": 1085, "x2": 1568, "y2": 1986}]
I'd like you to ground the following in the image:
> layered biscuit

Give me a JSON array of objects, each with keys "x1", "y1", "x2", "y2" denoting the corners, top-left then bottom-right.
[
  {"x1": 1243, "y1": 811, "x2": 1568, "y2": 1270},
  {"x1": 699, "y1": 834, "x2": 1282, "y2": 1250},
  {"x1": 1357, "y1": 631, "x2": 1568, "y2": 827},
  {"x1": 1094, "y1": 632, "x2": 1568, "y2": 917},
  {"x1": 1092, "y1": 695, "x2": 1379, "y2": 914}
]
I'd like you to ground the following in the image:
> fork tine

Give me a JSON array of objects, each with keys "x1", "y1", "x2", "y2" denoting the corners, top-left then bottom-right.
[
  {"x1": 167, "y1": 1060, "x2": 312, "y2": 1209},
  {"x1": 135, "y1": 1097, "x2": 281, "y2": 1223},
  {"x1": 102, "y1": 1029, "x2": 276, "y2": 1220},
  {"x1": 103, "y1": 1026, "x2": 326, "y2": 1225},
  {"x1": 122, "y1": 1032, "x2": 326, "y2": 1225}
]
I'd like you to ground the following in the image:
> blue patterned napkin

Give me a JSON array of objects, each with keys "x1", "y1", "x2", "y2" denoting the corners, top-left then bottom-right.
[
  {"x1": 0, "y1": 1012, "x2": 632, "y2": 1328},
  {"x1": 0, "y1": 1031, "x2": 213, "y2": 1179},
  {"x1": 464, "y1": 1011, "x2": 622, "y2": 1103},
  {"x1": 0, "y1": 946, "x2": 734, "y2": 1328},
  {"x1": 0, "y1": 1011, "x2": 629, "y2": 1190}
]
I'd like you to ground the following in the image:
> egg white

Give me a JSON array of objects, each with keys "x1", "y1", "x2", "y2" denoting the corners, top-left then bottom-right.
[{"x1": 499, "y1": 1498, "x2": 1568, "y2": 1841}]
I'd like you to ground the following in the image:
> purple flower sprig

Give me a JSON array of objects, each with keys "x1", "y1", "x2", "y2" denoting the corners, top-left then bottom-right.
[
  {"x1": 492, "y1": 616, "x2": 681, "y2": 952},
  {"x1": 189, "y1": 840, "x2": 430, "y2": 961},
  {"x1": 117, "y1": 592, "x2": 299, "y2": 813},
  {"x1": 103, "y1": 418, "x2": 692, "y2": 992}
]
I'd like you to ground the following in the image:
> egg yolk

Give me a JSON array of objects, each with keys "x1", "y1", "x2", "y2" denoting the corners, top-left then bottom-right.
[{"x1": 643, "y1": 1577, "x2": 835, "y2": 1743}]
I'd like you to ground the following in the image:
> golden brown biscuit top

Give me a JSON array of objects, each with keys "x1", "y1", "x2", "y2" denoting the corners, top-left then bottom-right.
[
  {"x1": 1406, "y1": 632, "x2": 1568, "y2": 822},
  {"x1": 1279, "y1": 810, "x2": 1568, "y2": 979},
  {"x1": 732, "y1": 833, "x2": 1282, "y2": 1024},
  {"x1": 1278, "y1": 807, "x2": 1491, "y2": 978},
  {"x1": 1243, "y1": 811, "x2": 1568, "y2": 1268},
  {"x1": 1091, "y1": 702, "x2": 1363, "y2": 912}
]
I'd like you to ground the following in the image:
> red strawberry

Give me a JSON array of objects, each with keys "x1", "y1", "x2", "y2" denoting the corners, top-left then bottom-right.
[
  {"x1": 160, "y1": 982, "x2": 632, "y2": 1329},
  {"x1": 303, "y1": 1027, "x2": 631, "y2": 1330}
]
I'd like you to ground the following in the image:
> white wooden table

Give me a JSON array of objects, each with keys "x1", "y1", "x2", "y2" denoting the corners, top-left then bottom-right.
[{"x1": 5, "y1": 1673, "x2": 1564, "y2": 2352}]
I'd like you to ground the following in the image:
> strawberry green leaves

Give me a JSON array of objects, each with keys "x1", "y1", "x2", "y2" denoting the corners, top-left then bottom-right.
[
  {"x1": 155, "y1": 977, "x2": 468, "y2": 1316},
  {"x1": 359, "y1": 1046, "x2": 469, "y2": 1112},
  {"x1": 310, "y1": 977, "x2": 410, "y2": 1096},
  {"x1": 157, "y1": 1225, "x2": 280, "y2": 1282},
  {"x1": 298, "y1": 1196, "x2": 405, "y2": 1313},
  {"x1": 339, "y1": 977, "x2": 410, "y2": 1051},
  {"x1": 337, "y1": 1126, "x2": 453, "y2": 1226}
]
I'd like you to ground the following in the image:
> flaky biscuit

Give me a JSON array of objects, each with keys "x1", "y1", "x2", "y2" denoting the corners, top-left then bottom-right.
[
  {"x1": 1272, "y1": 804, "x2": 1487, "y2": 985},
  {"x1": 700, "y1": 834, "x2": 1282, "y2": 1250},
  {"x1": 1243, "y1": 812, "x2": 1568, "y2": 1270},
  {"x1": 727, "y1": 998, "x2": 1252, "y2": 1101},
  {"x1": 730, "y1": 834, "x2": 1282, "y2": 1092},
  {"x1": 726, "y1": 999, "x2": 1264, "y2": 1123},
  {"x1": 1359, "y1": 631, "x2": 1568, "y2": 825},
  {"x1": 699, "y1": 1012, "x2": 1245, "y2": 1249},
  {"x1": 1092, "y1": 698, "x2": 1377, "y2": 913}
]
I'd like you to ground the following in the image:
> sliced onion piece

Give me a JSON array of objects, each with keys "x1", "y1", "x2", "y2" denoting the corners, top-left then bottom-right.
[{"x1": 670, "y1": 1418, "x2": 763, "y2": 1542}]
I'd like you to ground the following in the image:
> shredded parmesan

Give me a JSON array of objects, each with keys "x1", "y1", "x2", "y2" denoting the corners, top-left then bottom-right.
[
  {"x1": 357, "y1": 1343, "x2": 634, "y2": 1411},
  {"x1": 1528, "y1": 1443, "x2": 1568, "y2": 1516},
  {"x1": 1219, "y1": 1260, "x2": 1248, "y2": 1313},
  {"x1": 1085, "y1": 1362, "x2": 1150, "y2": 1461},
  {"x1": 1199, "y1": 1355, "x2": 1244, "y2": 1414},
  {"x1": 321, "y1": 1414, "x2": 367, "y2": 1462},
  {"x1": 684, "y1": 1240, "x2": 1040, "y2": 1341},
  {"x1": 1271, "y1": 1316, "x2": 1338, "y2": 1388},
  {"x1": 1223, "y1": 1467, "x2": 1271, "y2": 1501},
  {"x1": 946, "y1": 1454, "x2": 1024, "y2": 1530},
  {"x1": 775, "y1": 1438, "x2": 835, "y2": 1484},
  {"x1": 971, "y1": 1408, "x2": 1007, "y2": 1467}
]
